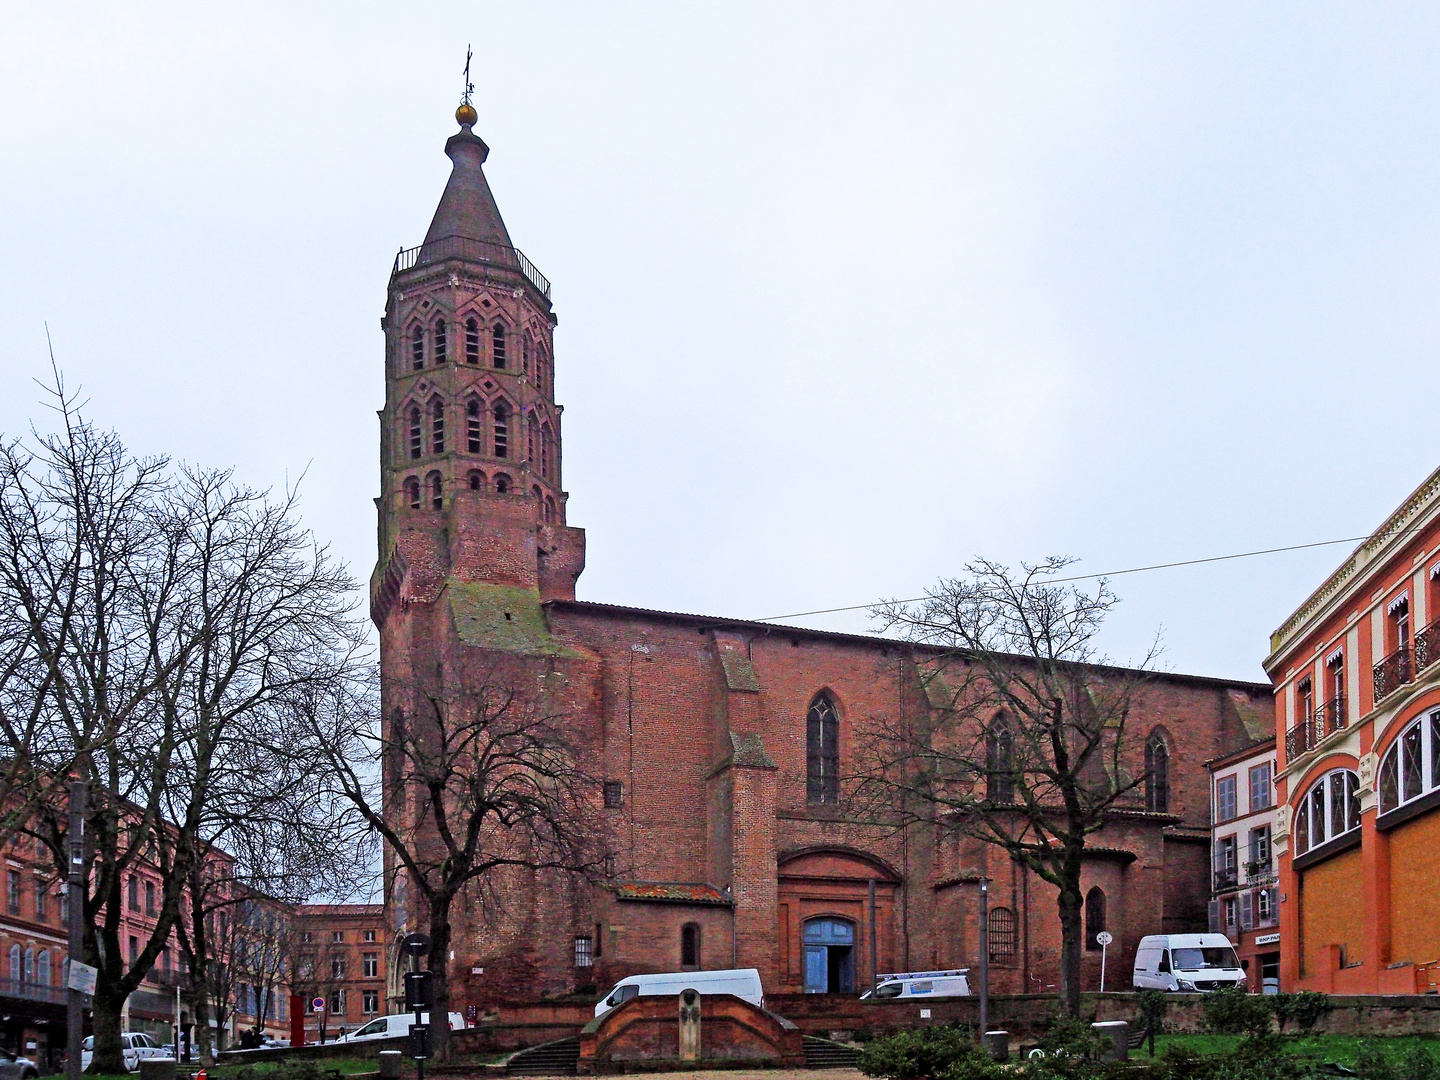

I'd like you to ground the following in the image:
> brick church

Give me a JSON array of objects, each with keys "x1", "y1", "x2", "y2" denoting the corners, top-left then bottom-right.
[{"x1": 372, "y1": 103, "x2": 1274, "y2": 1009}]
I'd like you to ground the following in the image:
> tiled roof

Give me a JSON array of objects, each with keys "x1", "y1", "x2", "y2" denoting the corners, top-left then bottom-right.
[{"x1": 613, "y1": 882, "x2": 732, "y2": 906}]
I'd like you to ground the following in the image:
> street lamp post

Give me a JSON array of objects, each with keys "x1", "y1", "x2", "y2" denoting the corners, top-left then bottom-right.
[{"x1": 978, "y1": 878, "x2": 989, "y2": 1039}]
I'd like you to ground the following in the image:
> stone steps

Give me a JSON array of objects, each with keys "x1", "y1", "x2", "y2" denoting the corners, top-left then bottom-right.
[
  {"x1": 803, "y1": 1036, "x2": 861, "y2": 1069},
  {"x1": 505, "y1": 1036, "x2": 580, "y2": 1076}
]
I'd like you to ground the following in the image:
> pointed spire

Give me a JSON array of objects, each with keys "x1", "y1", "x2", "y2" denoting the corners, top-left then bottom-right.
[{"x1": 420, "y1": 54, "x2": 512, "y2": 256}]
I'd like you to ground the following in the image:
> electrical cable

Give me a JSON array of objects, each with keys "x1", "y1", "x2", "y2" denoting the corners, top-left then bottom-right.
[{"x1": 755, "y1": 534, "x2": 1373, "y2": 623}]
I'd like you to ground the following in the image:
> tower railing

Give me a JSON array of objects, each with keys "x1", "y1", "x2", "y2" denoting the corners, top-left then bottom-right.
[{"x1": 391, "y1": 236, "x2": 552, "y2": 299}]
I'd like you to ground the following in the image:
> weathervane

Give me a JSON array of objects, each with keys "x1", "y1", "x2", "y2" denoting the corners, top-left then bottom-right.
[{"x1": 461, "y1": 45, "x2": 474, "y2": 108}]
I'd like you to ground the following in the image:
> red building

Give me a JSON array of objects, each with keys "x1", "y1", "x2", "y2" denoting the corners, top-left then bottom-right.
[
  {"x1": 1269, "y1": 466, "x2": 1440, "y2": 993},
  {"x1": 374, "y1": 103, "x2": 1276, "y2": 1009}
]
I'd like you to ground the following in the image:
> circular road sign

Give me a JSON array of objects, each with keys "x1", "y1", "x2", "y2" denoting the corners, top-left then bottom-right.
[
  {"x1": 312, "y1": 997, "x2": 326, "y2": 1011},
  {"x1": 403, "y1": 932, "x2": 433, "y2": 957},
  {"x1": 1096, "y1": 931, "x2": 1114, "y2": 947}
]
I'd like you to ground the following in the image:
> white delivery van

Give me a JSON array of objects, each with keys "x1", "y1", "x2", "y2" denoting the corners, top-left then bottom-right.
[
  {"x1": 860, "y1": 970, "x2": 971, "y2": 1001},
  {"x1": 1132, "y1": 934, "x2": 1246, "y2": 992},
  {"x1": 330, "y1": 1012, "x2": 465, "y2": 1044},
  {"x1": 595, "y1": 968, "x2": 763, "y2": 1018}
]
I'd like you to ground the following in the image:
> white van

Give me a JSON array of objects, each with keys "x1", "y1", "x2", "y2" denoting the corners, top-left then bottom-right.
[
  {"x1": 595, "y1": 968, "x2": 763, "y2": 1017},
  {"x1": 330, "y1": 1012, "x2": 465, "y2": 1044},
  {"x1": 1132, "y1": 934, "x2": 1246, "y2": 992},
  {"x1": 860, "y1": 970, "x2": 971, "y2": 1001}
]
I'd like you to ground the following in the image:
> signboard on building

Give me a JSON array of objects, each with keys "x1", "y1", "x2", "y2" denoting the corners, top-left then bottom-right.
[{"x1": 1254, "y1": 933, "x2": 1281, "y2": 946}]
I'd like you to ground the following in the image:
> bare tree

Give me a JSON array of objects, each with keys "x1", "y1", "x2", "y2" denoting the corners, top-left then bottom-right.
[
  {"x1": 0, "y1": 376, "x2": 370, "y2": 1071},
  {"x1": 857, "y1": 557, "x2": 1159, "y2": 1017},
  {"x1": 302, "y1": 660, "x2": 606, "y2": 1059}
]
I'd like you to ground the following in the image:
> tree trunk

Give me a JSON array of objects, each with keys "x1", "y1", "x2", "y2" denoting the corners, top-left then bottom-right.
[
  {"x1": 88, "y1": 985, "x2": 127, "y2": 1073},
  {"x1": 428, "y1": 898, "x2": 454, "y2": 1061},
  {"x1": 1056, "y1": 882, "x2": 1084, "y2": 1018},
  {"x1": 188, "y1": 968, "x2": 215, "y2": 1065}
]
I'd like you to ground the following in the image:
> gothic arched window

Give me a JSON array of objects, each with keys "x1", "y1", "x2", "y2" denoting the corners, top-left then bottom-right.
[
  {"x1": 541, "y1": 423, "x2": 552, "y2": 479},
  {"x1": 806, "y1": 694, "x2": 840, "y2": 804},
  {"x1": 986, "y1": 718, "x2": 1014, "y2": 804},
  {"x1": 403, "y1": 476, "x2": 420, "y2": 509},
  {"x1": 1085, "y1": 887, "x2": 1107, "y2": 951},
  {"x1": 989, "y1": 907, "x2": 1017, "y2": 963},
  {"x1": 465, "y1": 318, "x2": 480, "y2": 364},
  {"x1": 434, "y1": 319, "x2": 447, "y2": 364},
  {"x1": 431, "y1": 398, "x2": 445, "y2": 454},
  {"x1": 467, "y1": 399, "x2": 482, "y2": 453},
  {"x1": 493, "y1": 401, "x2": 510, "y2": 458},
  {"x1": 492, "y1": 324, "x2": 507, "y2": 369},
  {"x1": 545, "y1": 496, "x2": 556, "y2": 523},
  {"x1": 410, "y1": 325, "x2": 424, "y2": 371},
  {"x1": 1145, "y1": 731, "x2": 1169, "y2": 813},
  {"x1": 527, "y1": 415, "x2": 538, "y2": 462},
  {"x1": 467, "y1": 470, "x2": 484, "y2": 491},
  {"x1": 407, "y1": 406, "x2": 422, "y2": 460},
  {"x1": 494, "y1": 473, "x2": 511, "y2": 494},
  {"x1": 427, "y1": 471, "x2": 443, "y2": 510}
]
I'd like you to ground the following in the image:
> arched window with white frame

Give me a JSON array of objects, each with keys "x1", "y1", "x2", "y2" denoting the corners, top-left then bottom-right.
[
  {"x1": 1379, "y1": 710, "x2": 1440, "y2": 814},
  {"x1": 1293, "y1": 767, "x2": 1360, "y2": 855},
  {"x1": 806, "y1": 693, "x2": 840, "y2": 804}
]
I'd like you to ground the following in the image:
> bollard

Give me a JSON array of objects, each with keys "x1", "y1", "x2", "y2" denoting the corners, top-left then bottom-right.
[
  {"x1": 139, "y1": 1059, "x2": 176, "y2": 1080},
  {"x1": 1091, "y1": 1020, "x2": 1128, "y2": 1062},
  {"x1": 379, "y1": 1051, "x2": 403, "y2": 1080},
  {"x1": 982, "y1": 1031, "x2": 1009, "y2": 1063}
]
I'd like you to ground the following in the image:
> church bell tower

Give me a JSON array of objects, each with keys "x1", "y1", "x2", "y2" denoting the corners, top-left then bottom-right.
[{"x1": 372, "y1": 101, "x2": 585, "y2": 627}]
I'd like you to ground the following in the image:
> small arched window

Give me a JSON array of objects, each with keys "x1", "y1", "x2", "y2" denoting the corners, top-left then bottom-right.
[
  {"x1": 428, "y1": 471, "x2": 443, "y2": 510},
  {"x1": 493, "y1": 402, "x2": 510, "y2": 458},
  {"x1": 403, "y1": 477, "x2": 420, "y2": 509},
  {"x1": 410, "y1": 325, "x2": 424, "y2": 371},
  {"x1": 545, "y1": 496, "x2": 556, "y2": 524},
  {"x1": 1294, "y1": 768, "x2": 1361, "y2": 855},
  {"x1": 434, "y1": 319, "x2": 447, "y2": 364},
  {"x1": 492, "y1": 324, "x2": 507, "y2": 369},
  {"x1": 986, "y1": 719, "x2": 1014, "y2": 804},
  {"x1": 431, "y1": 398, "x2": 445, "y2": 454},
  {"x1": 1085, "y1": 887, "x2": 1106, "y2": 951},
  {"x1": 494, "y1": 473, "x2": 512, "y2": 494},
  {"x1": 407, "y1": 406, "x2": 422, "y2": 460},
  {"x1": 1380, "y1": 710, "x2": 1440, "y2": 814},
  {"x1": 467, "y1": 470, "x2": 484, "y2": 491},
  {"x1": 465, "y1": 318, "x2": 481, "y2": 365},
  {"x1": 36, "y1": 949, "x2": 49, "y2": 986},
  {"x1": 989, "y1": 907, "x2": 1017, "y2": 963},
  {"x1": 806, "y1": 694, "x2": 840, "y2": 804},
  {"x1": 8, "y1": 945, "x2": 18, "y2": 982},
  {"x1": 532, "y1": 484, "x2": 544, "y2": 513},
  {"x1": 680, "y1": 923, "x2": 701, "y2": 970},
  {"x1": 1145, "y1": 731, "x2": 1169, "y2": 813},
  {"x1": 467, "y1": 399, "x2": 482, "y2": 453}
]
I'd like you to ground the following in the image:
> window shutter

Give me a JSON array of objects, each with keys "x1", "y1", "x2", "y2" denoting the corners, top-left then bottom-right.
[
  {"x1": 1208, "y1": 900, "x2": 1221, "y2": 933},
  {"x1": 1240, "y1": 891, "x2": 1254, "y2": 930}
]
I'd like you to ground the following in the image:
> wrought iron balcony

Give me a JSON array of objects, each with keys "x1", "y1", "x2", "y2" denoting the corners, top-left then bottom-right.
[
  {"x1": 391, "y1": 236, "x2": 551, "y2": 299},
  {"x1": 1285, "y1": 696, "x2": 1346, "y2": 760},
  {"x1": 1416, "y1": 619, "x2": 1440, "y2": 674},
  {"x1": 1374, "y1": 646, "x2": 1414, "y2": 700}
]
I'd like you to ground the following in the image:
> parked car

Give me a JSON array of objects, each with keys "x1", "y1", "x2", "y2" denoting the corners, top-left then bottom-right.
[
  {"x1": 595, "y1": 968, "x2": 764, "y2": 1018},
  {"x1": 259, "y1": 1036, "x2": 291, "y2": 1048},
  {"x1": 329, "y1": 1012, "x2": 465, "y2": 1044},
  {"x1": 1132, "y1": 934, "x2": 1246, "y2": 992},
  {"x1": 0, "y1": 1051, "x2": 39, "y2": 1080},
  {"x1": 81, "y1": 1033, "x2": 170, "y2": 1072},
  {"x1": 860, "y1": 969, "x2": 971, "y2": 1000}
]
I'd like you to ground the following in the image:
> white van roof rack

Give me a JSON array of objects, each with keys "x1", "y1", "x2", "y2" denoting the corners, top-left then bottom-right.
[{"x1": 875, "y1": 969, "x2": 969, "y2": 980}]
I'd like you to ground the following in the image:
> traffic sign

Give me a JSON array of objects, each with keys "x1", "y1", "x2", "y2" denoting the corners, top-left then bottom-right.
[
  {"x1": 403, "y1": 933, "x2": 432, "y2": 958},
  {"x1": 1096, "y1": 931, "x2": 1113, "y2": 947},
  {"x1": 312, "y1": 997, "x2": 326, "y2": 1011}
]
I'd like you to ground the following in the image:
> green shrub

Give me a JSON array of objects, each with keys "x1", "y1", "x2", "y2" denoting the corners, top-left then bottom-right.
[
  {"x1": 1202, "y1": 986, "x2": 1273, "y2": 1037},
  {"x1": 1357, "y1": 1040, "x2": 1397, "y2": 1080},
  {"x1": 1271, "y1": 990, "x2": 1333, "y2": 1032},
  {"x1": 856, "y1": 1023, "x2": 978, "y2": 1079},
  {"x1": 1398, "y1": 1044, "x2": 1440, "y2": 1080}
]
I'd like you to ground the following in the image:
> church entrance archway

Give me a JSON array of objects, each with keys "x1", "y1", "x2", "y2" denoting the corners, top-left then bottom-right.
[{"x1": 803, "y1": 917, "x2": 856, "y2": 993}]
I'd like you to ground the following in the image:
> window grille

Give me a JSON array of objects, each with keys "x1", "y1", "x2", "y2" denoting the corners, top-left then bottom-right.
[
  {"x1": 434, "y1": 320, "x2": 447, "y2": 364},
  {"x1": 603, "y1": 781, "x2": 623, "y2": 808},
  {"x1": 467, "y1": 400, "x2": 482, "y2": 452},
  {"x1": 408, "y1": 406, "x2": 422, "y2": 460},
  {"x1": 493, "y1": 402, "x2": 509, "y2": 458},
  {"x1": 492, "y1": 325, "x2": 507, "y2": 369},
  {"x1": 465, "y1": 318, "x2": 480, "y2": 364},
  {"x1": 1146, "y1": 733, "x2": 1169, "y2": 812},
  {"x1": 988, "y1": 906, "x2": 1017, "y2": 962},
  {"x1": 573, "y1": 935, "x2": 593, "y2": 968},
  {"x1": 411, "y1": 326, "x2": 424, "y2": 371},
  {"x1": 431, "y1": 398, "x2": 445, "y2": 454},
  {"x1": 806, "y1": 695, "x2": 840, "y2": 804},
  {"x1": 429, "y1": 472, "x2": 443, "y2": 510}
]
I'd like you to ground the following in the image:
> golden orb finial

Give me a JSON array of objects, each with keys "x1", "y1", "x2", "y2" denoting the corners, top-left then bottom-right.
[{"x1": 456, "y1": 102, "x2": 477, "y2": 127}]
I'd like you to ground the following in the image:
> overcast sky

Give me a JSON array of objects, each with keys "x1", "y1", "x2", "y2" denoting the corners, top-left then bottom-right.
[{"x1": 4, "y1": 3, "x2": 1439, "y2": 684}]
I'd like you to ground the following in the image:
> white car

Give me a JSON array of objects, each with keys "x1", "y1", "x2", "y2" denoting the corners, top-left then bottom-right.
[
  {"x1": 81, "y1": 1033, "x2": 170, "y2": 1072},
  {"x1": 595, "y1": 969, "x2": 764, "y2": 1018},
  {"x1": 329, "y1": 1012, "x2": 465, "y2": 1044}
]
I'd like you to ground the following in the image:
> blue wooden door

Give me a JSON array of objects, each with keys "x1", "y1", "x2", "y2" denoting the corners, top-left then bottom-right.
[{"x1": 803, "y1": 946, "x2": 828, "y2": 993}]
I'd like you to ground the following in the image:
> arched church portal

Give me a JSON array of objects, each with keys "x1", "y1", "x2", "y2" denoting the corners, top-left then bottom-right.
[{"x1": 803, "y1": 917, "x2": 856, "y2": 993}]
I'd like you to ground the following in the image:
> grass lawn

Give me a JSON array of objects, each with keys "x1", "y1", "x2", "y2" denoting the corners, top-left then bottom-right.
[{"x1": 1145, "y1": 1031, "x2": 1440, "y2": 1066}]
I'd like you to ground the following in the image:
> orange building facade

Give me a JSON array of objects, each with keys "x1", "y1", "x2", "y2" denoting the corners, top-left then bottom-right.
[{"x1": 1269, "y1": 465, "x2": 1440, "y2": 993}]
